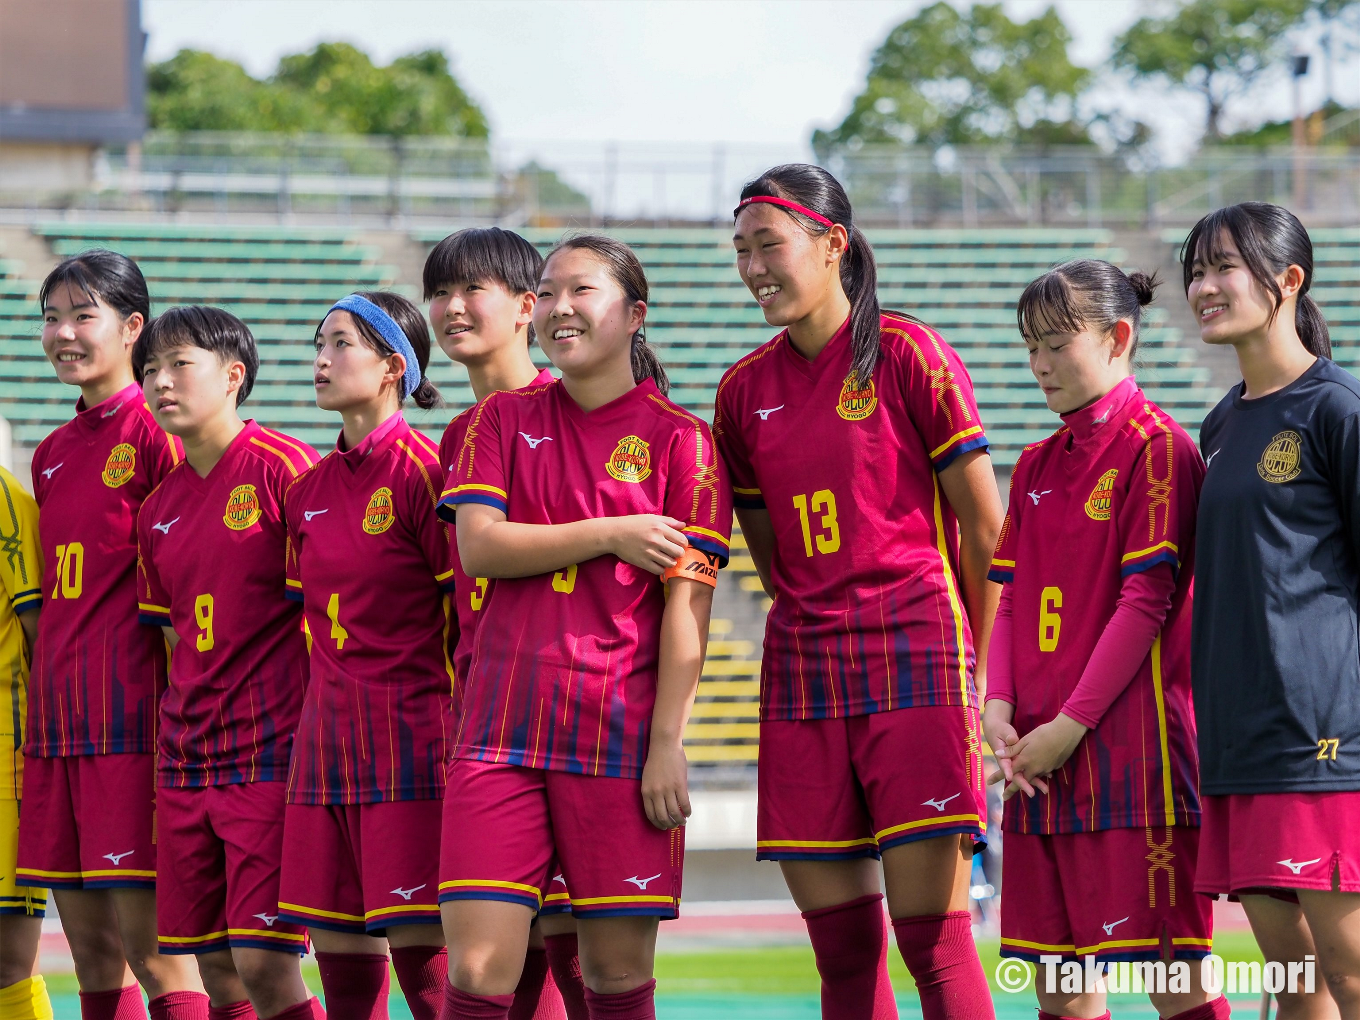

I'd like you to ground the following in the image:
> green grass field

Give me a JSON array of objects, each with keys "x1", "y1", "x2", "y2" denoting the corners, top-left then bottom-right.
[{"x1": 41, "y1": 932, "x2": 1272, "y2": 1018}]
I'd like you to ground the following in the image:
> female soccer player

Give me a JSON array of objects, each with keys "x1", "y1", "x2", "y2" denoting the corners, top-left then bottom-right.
[
  {"x1": 135, "y1": 307, "x2": 322, "y2": 1020},
  {"x1": 713, "y1": 165, "x2": 1002, "y2": 1020},
  {"x1": 277, "y1": 292, "x2": 450, "y2": 1020},
  {"x1": 983, "y1": 261, "x2": 1227, "y2": 1020},
  {"x1": 1186, "y1": 202, "x2": 1360, "y2": 1018},
  {"x1": 424, "y1": 227, "x2": 581, "y2": 1020},
  {"x1": 439, "y1": 234, "x2": 729, "y2": 1020},
  {"x1": 16, "y1": 252, "x2": 207, "y2": 1020},
  {"x1": 0, "y1": 464, "x2": 51, "y2": 1020}
]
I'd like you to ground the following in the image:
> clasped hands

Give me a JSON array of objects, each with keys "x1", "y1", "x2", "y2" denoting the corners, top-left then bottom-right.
[{"x1": 981, "y1": 699, "x2": 1088, "y2": 802}]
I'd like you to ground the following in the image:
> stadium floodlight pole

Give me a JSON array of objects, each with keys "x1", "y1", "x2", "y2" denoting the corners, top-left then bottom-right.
[{"x1": 1292, "y1": 52, "x2": 1311, "y2": 210}]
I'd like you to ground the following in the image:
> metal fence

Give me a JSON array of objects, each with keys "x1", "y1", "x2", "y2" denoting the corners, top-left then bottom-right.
[{"x1": 4, "y1": 131, "x2": 1358, "y2": 227}]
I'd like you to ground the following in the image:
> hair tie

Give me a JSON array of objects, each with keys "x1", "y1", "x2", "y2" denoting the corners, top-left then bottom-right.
[
  {"x1": 329, "y1": 294, "x2": 421, "y2": 400},
  {"x1": 734, "y1": 195, "x2": 838, "y2": 229}
]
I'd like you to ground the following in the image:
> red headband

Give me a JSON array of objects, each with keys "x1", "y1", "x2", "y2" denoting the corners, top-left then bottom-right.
[{"x1": 734, "y1": 195, "x2": 837, "y2": 229}]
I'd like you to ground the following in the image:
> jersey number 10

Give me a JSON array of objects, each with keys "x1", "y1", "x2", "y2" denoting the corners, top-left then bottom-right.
[{"x1": 51, "y1": 542, "x2": 85, "y2": 599}]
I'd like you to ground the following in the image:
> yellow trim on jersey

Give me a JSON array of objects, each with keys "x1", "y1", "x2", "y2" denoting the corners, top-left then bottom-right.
[
  {"x1": 449, "y1": 483, "x2": 509, "y2": 499},
  {"x1": 1150, "y1": 634, "x2": 1176, "y2": 827},
  {"x1": 1001, "y1": 937, "x2": 1078, "y2": 953},
  {"x1": 930, "y1": 425, "x2": 985, "y2": 462},
  {"x1": 989, "y1": 558, "x2": 1015, "y2": 569},
  {"x1": 286, "y1": 579, "x2": 303, "y2": 590},
  {"x1": 249, "y1": 436, "x2": 302, "y2": 477},
  {"x1": 278, "y1": 901, "x2": 365, "y2": 922},
  {"x1": 685, "y1": 526, "x2": 731, "y2": 548},
  {"x1": 434, "y1": 568, "x2": 456, "y2": 584},
  {"x1": 138, "y1": 602, "x2": 171, "y2": 615},
  {"x1": 732, "y1": 486, "x2": 762, "y2": 496},
  {"x1": 16, "y1": 867, "x2": 157, "y2": 880},
  {"x1": 931, "y1": 476, "x2": 972, "y2": 705},
  {"x1": 755, "y1": 837, "x2": 879, "y2": 849},
  {"x1": 568, "y1": 895, "x2": 676, "y2": 906},
  {"x1": 874, "y1": 814, "x2": 982, "y2": 842},
  {"x1": 1121, "y1": 540, "x2": 1178, "y2": 565}
]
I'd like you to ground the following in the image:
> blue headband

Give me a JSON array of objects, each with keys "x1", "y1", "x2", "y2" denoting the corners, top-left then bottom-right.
[{"x1": 329, "y1": 294, "x2": 422, "y2": 400}]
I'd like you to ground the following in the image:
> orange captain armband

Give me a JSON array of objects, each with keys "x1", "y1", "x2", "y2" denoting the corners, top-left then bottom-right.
[{"x1": 662, "y1": 545, "x2": 720, "y2": 587}]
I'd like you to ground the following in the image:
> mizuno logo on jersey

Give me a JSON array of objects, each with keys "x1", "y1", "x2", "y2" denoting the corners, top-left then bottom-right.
[
  {"x1": 102, "y1": 402, "x2": 125, "y2": 418},
  {"x1": 1278, "y1": 858, "x2": 1321, "y2": 874},
  {"x1": 1205, "y1": 450, "x2": 1220, "y2": 468},
  {"x1": 754, "y1": 405, "x2": 784, "y2": 420},
  {"x1": 103, "y1": 851, "x2": 135, "y2": 865},
  {"x1": 624, "y1": 874, "x2": 662, "y2": 889},
  {"x1": 41, "y1": 463, "x2": 63, "y2": 480},
  {"x1": 151, "y1": 517, "x2": 180, "y2": 534},
  {"x1": 1027, "y1": 490, "x2": 1051, "y2": 505},
  {"x1": 304, "y1": 509, "x2": 328, "y2": 521},
  {"x1": 922, "y1": 794, "x2": 960, "y2": 812},
  {"x1": 519, "y1": 433, "x2": 553, "y2": 449},
  {"x1": 391, "y1": 884, "x2": 427, "y2": 900},
  {"x1": 1102, "y1": 917, "x2": 1129, "y2": 935},
  {"x1": 252, "y1": 913, "x2": 279, "y2": 927}
]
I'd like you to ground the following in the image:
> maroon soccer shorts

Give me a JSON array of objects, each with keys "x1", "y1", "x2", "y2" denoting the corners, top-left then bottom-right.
[
  {"x1": 1196, "y1": 791, "x2": 1360, "y2": 899},
  {"x1": 439, "y1": 759, "x2": 684, "y2": 918},
  {"x1": 1000, "y1": 825, "x2": 1212, "y2": 962},
  {"x1": 156, "y1": 782, "x2": 307, "y2": 955},
  {"x1": 756, "y1": 704, "x2": 986, "y2": 860},
  {"x1": 16, "y1": 753, "x2": 157, "y2": 890},
  {"x1": 277, "y1": 798, "x2": 442, "y2": 934}
]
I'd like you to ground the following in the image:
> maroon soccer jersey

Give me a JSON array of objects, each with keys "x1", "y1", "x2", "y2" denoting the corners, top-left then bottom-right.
[
  {"x1": 137, "y1": 421, "x2": 319, "y2": 787},
  {"x1": 26, "y1": 384, "x2": 183, "y2": 757},
  {"x1": 284, "y1": 413, "x2": 456, "y2": 804},
  {"x1": 988, "y1": 381, "x2": 1204, "y2": 834},
  {"x1": 441, "y1": 378, "x2": 731, "y2": 779},
  {"x1": 437, "y1": 368, "x2": 553, "y2": 701},
  {"x1": 713, "y1": 314, "x2": 990, "y2": 721}
]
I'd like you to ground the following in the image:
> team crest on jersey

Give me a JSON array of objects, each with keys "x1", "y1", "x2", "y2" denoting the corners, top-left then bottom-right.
[
  {"x1": 1084, "y1": 469, "x2": 1119, "y2": 521},
  {"x1": 101, "y1": 443, "x2": 136, "y2": 488},
  {"x1": 363, "y1": 487, "x2": 396, "y2": 534},
  {"x1": 836, "y1": 374, "x2": 877, "y2": 421},
  {"x1": 606, "y1": 435, "x2": 652, "y2": 483},
  {"x1": 223, "y1": 484, "x2": 262, "y2": 531},
  {"x1": 1258, "y1": 430, "x2": 1302, "y2": 484}
]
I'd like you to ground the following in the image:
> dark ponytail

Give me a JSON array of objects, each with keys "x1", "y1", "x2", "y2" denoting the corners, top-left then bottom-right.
[
  {"x1": 40, "y1": 248, "x2": 150, "y2": 323},
  {"x1": 1017, "y1": 259, "x2": 1159, "y2": 360},
  {"x1": 543, "y1": 234, "x2": 669, "y2": 395},
  {"x1": 316, "y1": 290, "x2": 443, "y2": 409},
  {"x1": 1181, "y1": 202, "x2": 1330, "y2": 359},
  {"x1": 736, "y1": 164, "x2": 882, "y2": 386}
]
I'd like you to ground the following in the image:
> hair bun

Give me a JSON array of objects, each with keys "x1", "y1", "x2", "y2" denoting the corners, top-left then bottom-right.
[{"x1": 1127, "y1": 270, "x2": 1160, "y2": 307}]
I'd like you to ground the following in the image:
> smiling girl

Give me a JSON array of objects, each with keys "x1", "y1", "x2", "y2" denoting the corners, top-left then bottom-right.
[
  {"x1": 713, "y1": 165, "x2": 1002, "y2": 1020},
  {"x1": 14, "y1": 252, "x2": 206, "y2": 1020},
  {"x1": 983, "y1": 261, "x2": 1225, "y2": 1020},
  {"x1": 438, "y1": 234, "x2": 729, "y2": 1020},
  {"x1": 1186, "y1": 202, "x2": 1360, "y2": 1018},
  {"x1": 275, "y1": 292, "x2": 451, "y2": 1020}
]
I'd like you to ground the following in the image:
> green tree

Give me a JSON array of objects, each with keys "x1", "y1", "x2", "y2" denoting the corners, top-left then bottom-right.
[
  {"x1": 812, "y1": 2, "x2": 1091, "y2": 155},
  {"x1": 1113, "y1": 0, "x2": 1310, "y2": 141},
  {"x1": 147, "y1": 43, "x2": 488, "y2": 138},
  {"x1": 1311, "y1": 0, "x2": 1360, "y2": 102}
]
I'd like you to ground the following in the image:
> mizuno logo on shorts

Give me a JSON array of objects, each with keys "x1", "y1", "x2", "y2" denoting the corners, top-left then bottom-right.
[
  {"x1": 624, "y1": 874, "x2": 661, "y2": 889},
  {"x1": 391, "y1": 884, "x2": 427, "y2": 900}
]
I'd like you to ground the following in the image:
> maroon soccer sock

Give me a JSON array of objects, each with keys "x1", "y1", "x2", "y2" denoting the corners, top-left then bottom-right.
[
  {"x1": 438, "y1": 981, "x2": 513, "y2": 1020},
  {"x1": 149, "y1": 992, "x2": 210, "y2": 1020},
  {"x1": 1163, "y1": 998, "x2": 1232, "y2": 1020},
  {"x1": 80, "y1": 986, "x2": 149, "y2": 1020},
  {"x1": 508, "y1": 948, "x2": 564, "y2": 1020},
  {"x1": 891, "y1": 911, "x2": 994, "y2": 1020},
  {"x1": 390, "y1": 946, "x2": 448, "y2": 1020},
  {"x1": 262, "y1": 1000, "x2": 326, "y2": 1020},
  {"x1": 541, "y1": 935, "x2": 588, "y2": 1020},
  {"x1": 802, "y1": 893, "x2": 899, "y2": 1020},
  {"x1": 580, "y1": 979, "x2": 655, "y2": 1020},
  {"x1": 315, "y1": 952, "x2": 391, "y2": 1020},
  {"x1": 208, "y1": 1002, "x2": 258, "y2": 1020}
]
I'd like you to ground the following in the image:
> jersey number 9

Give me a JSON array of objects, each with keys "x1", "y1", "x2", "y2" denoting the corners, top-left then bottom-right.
[{"x1": 194, "y1": 594, "x2": 215, "y2": 652}]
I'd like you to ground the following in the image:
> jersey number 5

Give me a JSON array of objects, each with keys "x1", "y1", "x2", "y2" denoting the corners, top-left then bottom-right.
[
  {"x1": 51, "y1": 542, "x2": 84, "y2": 599},
  {"x1": 793, "y1": 490, "x2": 841, "y2": 557},
  {"x1": 1039, "y1": 586, "x2": 1062, "y2": 653}
]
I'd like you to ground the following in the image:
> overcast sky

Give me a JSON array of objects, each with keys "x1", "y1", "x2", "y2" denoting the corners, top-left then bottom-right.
[{"x1": 143, "y1": 0, "x2": 1358, "y2": 162}]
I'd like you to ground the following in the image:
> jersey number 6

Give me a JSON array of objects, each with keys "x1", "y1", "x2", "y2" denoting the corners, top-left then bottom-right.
[{"x1": 1039, "y1": 586, "x2": 1062, "y2": 653}]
